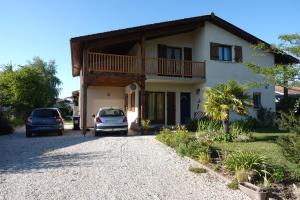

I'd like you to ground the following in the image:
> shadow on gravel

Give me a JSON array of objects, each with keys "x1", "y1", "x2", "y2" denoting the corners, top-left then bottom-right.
[{"x1": 0, "y1": 127, "x2": 110, "y2": 174}]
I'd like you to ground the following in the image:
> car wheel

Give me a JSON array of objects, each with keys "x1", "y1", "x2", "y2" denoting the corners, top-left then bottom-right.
[
  {"x1": 58, "y1": 130, "x2": 63, "y2": 136},
  {"x1": 95, "y1": 131, "x2": 102, "y2": 137},
  {"x1": 26, "y1": 130, "x2": 32, "y2": 138},
  {"x1": 123, "y1": 130, "x2": 128, "y2": 136}
]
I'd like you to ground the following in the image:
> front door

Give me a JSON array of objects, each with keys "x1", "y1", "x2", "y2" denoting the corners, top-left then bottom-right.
[
  {"x1": 180, "y1": 93, "x2": 191, "y2": 124},
  {"x1": 167, "y1": 92, "x2": 176, "y2": 125}
]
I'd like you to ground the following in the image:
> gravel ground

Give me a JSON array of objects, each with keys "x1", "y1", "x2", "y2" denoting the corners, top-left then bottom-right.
[{"x1": 0, "y1": 126, "x2": 249, "y2": 200}]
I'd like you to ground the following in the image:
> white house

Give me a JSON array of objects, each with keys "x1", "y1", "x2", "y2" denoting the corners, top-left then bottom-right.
[{"x1": 70, "y1": 13, "x2": 298, "y2": 133}]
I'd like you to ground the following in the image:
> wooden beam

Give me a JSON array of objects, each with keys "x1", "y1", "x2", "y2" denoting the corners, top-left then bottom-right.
[
  {"x1": 86, "y1": 33, "x2": 141, "y2": 49},
  {"x1": 81, "y1": 48, "x2": 88, "y2": 135},
  {"x1": 139, "y1": 35, "x2": 146, "y2": 122}
]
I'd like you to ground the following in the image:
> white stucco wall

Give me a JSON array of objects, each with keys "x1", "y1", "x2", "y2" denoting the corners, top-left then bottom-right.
[
  {"x1": 144, "y1": 32, "x2": 195, "y2": 58},
  {"x1": 141, "y1": 22, "x2": 275, "y2": 120},
  {"x1": 85, "y1": 86, "x2": 125, "y2": 127},
  {"x1": 124, "y1": 83, "x2": 140, "y2": 128},
  {"x1": 194, "y1": 22, "x2": 275, "y2": 119}
]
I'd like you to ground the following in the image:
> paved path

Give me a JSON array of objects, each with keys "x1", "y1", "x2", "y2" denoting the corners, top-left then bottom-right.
[{"x1": 0, "y1": 127, "x2": 249, "y2": 200}]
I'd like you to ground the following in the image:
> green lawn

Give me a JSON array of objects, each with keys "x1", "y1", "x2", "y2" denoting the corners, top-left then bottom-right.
[{"x1": 212, "y1": 129, "x2": 299, "y2": 177}]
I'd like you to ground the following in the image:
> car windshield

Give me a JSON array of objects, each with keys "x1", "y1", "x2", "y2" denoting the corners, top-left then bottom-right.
[
  {"x1": 33, "y1": 109, "x2": 59, "y2": 118},
  {"x1": 99, "y1": 109, "x2": 124, "y2": 117}
]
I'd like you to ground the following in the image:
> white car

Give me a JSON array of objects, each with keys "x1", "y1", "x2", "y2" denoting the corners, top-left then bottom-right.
[{"x1": 93, "y1": 107, "x2": 128, "y2": 136}]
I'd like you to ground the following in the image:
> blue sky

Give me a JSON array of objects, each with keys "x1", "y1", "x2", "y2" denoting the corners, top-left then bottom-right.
[{"x1": 0, "y1": 0, "x2": 299, "y2": 98}]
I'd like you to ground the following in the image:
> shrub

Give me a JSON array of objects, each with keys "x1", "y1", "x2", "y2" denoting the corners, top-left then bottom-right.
[
  {"x1": 223, "y1": 151, "x2": 266, "y2": 172},
  {"x1": 233, "y1": 133, "x2": 254, "y2": 142},
  {"x1": 185, "y1": 119, "x2": 199, "y2": 132},
  {"x1": 198, "y1": 152, "x2": 211, "y2": 164},
  {"x1": 267, "y1": 165, "x2": 286, "y2": 183},
  {"x1": 277, "y1": 136, "x2": 300, "y2": 164},
  {"x1": 189, "y1": 167, "x2": 207, "y2": 173},
  {"x1": 276, "y1": 111, "x2": 300, "y2": 134},
  {"x1": 176, "y1": 138, "x2": 205, "y2": 158},
  {"x1": 141, "y1": 119, "x2": 151, "y2": 129},
  {"x1": 156, "y1": 128, "x2": 190, "y2": 148},
  {"x1": 196, "y1": 118, "x2": 253, "y2": 142},
  {"x1": 236, "y1": 169, "x2": 253, "y2": 182},
  {"x1": 227, "y1": 178, "x2": 239, "y2": 190},
  {"x1": 290, "y1": 168, "x2": 300, "y2": 182},
  {"x1": 256, "y1": 107, "x2": 276, "y2": 128},
  {"x1": 0, "y1": 112, "x2": 13, "y2": 134},
  {"x1": 197, "y1": 118, "x2": 222, "y2": 133}
]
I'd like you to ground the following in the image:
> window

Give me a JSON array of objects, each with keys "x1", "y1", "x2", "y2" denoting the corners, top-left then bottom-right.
[
  {"x1": 145, "y1": 92, "x2": 165, "y2": 124},
  {"x1": 210, "y1": 43, "x2": 232, "y2": 61},
  {"x1": 253, "y1": 93, "x2": 261, "y2": 109},
  {"x1": 158, "y1": 44, "x2": 182, "y2": 60},
  {"x1": 166, "y1": 47, "x2": 182, "y2": 60},
  {"x1": 32, "y1": 109, "x2": 59, "y2": 118},
  {"x1": 99, "y1": 109, "x2": 124, "y2": 117},
  {"x1": 131, "y1": 92, "x2": 135, "y2": 112}
]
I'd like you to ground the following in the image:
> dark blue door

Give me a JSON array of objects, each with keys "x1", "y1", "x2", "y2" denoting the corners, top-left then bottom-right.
[{"x1": 180, "y1": 93, "x2": 191, "y2": 124}]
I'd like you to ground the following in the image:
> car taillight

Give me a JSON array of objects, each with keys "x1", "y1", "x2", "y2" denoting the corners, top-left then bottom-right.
[
  {"x1": 56, "y1": 117, "x2": 62, "y2": 123},
  {"x1": 96, "y1": 117, "x2": 102, "y2": 123},
  {"x1": 123, "y1": 116, "x2": 127, "y2": 122},
  {"x1": 27, "y1": 116, "x2": 32, "y2": 124}
]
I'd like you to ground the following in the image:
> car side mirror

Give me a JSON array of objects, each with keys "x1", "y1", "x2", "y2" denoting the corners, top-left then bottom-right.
[{"x1": 92, "y1": 114, "x2": 95, "y2": 118}]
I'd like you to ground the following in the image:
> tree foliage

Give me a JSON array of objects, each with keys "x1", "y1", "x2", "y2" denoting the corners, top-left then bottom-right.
[
  {"x1": 0, "y1": 57, "x2": 61, "y2": 119},
  {"x1": 244, "y1": 33, "x2": 300, "y2": 111},
  {"x1": 204, "y1": 80, "x2": 252, "y2": 133}
]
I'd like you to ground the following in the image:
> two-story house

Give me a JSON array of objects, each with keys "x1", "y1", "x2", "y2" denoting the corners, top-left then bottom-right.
[{"x1": 70, "y1": 13, "x2": 298, "y2": 134}]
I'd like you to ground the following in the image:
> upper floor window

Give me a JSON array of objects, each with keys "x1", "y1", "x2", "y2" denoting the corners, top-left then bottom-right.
[
  {"x1": 253, "y1": 92, "x2": 261, "y2": 109},
  {"x1": 210, "y1": 43, "x2": 232, "y2": 61},
  {"x1": 158, "y1": 44, "x2": 182, "y2": 60},
  {"x1": 167, "y1": 47, "x2": 182, "y2": 60}
]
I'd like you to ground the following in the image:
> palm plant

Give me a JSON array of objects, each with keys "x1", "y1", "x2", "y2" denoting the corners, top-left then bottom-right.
[{"x1": 204, "y1": 80, "x2": 252, "y2": 133}]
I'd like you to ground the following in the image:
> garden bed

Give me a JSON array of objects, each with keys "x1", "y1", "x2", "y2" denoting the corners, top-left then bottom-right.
[{"x1": 155, "y1": 127, "x2": 299, "y2": 199}]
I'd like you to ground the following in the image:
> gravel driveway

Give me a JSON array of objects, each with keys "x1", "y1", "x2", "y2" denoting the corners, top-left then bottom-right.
[{"x1": 0, "y1": 127, "x2": 249, "y2": 200}]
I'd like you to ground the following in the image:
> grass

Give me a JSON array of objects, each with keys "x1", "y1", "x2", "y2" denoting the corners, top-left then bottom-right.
[
  {"x1": 189, "y1": 167, "x2": 207, "y2": 173},
  {"x1": 212, "y1": 129, "x2": 298, "y2": 178}
]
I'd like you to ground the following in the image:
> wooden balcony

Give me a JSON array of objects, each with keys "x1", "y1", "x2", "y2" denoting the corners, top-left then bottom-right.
[
  {"x1": 145, "y1": 58, "x2": 205, "y2": 78},
  {"x1": 88, "y1": 52, "x2": 205, "y2": 79}
]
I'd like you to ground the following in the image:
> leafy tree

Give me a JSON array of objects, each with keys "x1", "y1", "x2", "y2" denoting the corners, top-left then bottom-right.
[
  {"x1": 204, "y1": 80, "x2": 252, "y2": 133},
  {"x1": 244, "y1": 33, "x2": 300, "y2": 111},
  {"x1": 0, "y1": 57, "x2": 61, "y2": 119}
]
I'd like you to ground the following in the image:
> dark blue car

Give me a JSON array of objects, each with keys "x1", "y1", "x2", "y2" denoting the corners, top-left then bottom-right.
[{"x1": 26, "y1": 108, "x2": 64, "y2": 137}]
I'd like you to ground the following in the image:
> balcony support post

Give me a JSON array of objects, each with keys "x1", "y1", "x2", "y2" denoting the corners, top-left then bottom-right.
[{"x1": 81, "y1": 48, "x2": 88, "y2": 136}]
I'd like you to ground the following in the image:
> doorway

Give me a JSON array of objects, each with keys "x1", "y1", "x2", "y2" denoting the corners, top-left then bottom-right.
[
  {"x1": 167, "y1": 92, "x2": 176, "y2": 125},
  {"x1": 180, "y1": 93, "x2": 191, "y2": 124}
]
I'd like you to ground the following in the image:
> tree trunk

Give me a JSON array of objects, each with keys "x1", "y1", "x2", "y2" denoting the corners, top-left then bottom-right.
[
  {"x1": 283, "y1": 86, "x2": 289, "y2": 111},
  {"x1": 222, "y1": 119, "x2": 230, "y2": 133}
]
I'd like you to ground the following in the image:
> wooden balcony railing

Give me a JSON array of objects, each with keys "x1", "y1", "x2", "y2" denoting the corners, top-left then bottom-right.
[
  {"x1": 88, "y1": 52, "x2": 205, "y2": 79},
  {"x1": 88, "y1": 52, "x2": 141, "y2": 74},
  {"x1": 145, "y1": 57, "x2": 205, "y2": 78}
]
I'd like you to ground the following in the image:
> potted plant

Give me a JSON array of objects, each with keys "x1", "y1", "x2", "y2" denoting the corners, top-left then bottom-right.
[
  {"x1": 141, "y1": 119, "x2": 151, "y2": 135},
  {"x1": 239, "y1": 182, "x2": 268, "y2": 200}
]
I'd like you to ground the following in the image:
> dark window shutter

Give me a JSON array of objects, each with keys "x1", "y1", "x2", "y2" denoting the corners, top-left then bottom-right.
[
  {"x1": 184, "y1": 47, "x2": 192, "y2": 60},
  {"x1": 234, "y1": 46, "x2": 243, "y2": 62},
  {"x1": 210, "y1": 43, "x2": 219, "y2": 60},
  {"x1": 158, "y1": 44, "x2": 167, "y2": 58}
]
